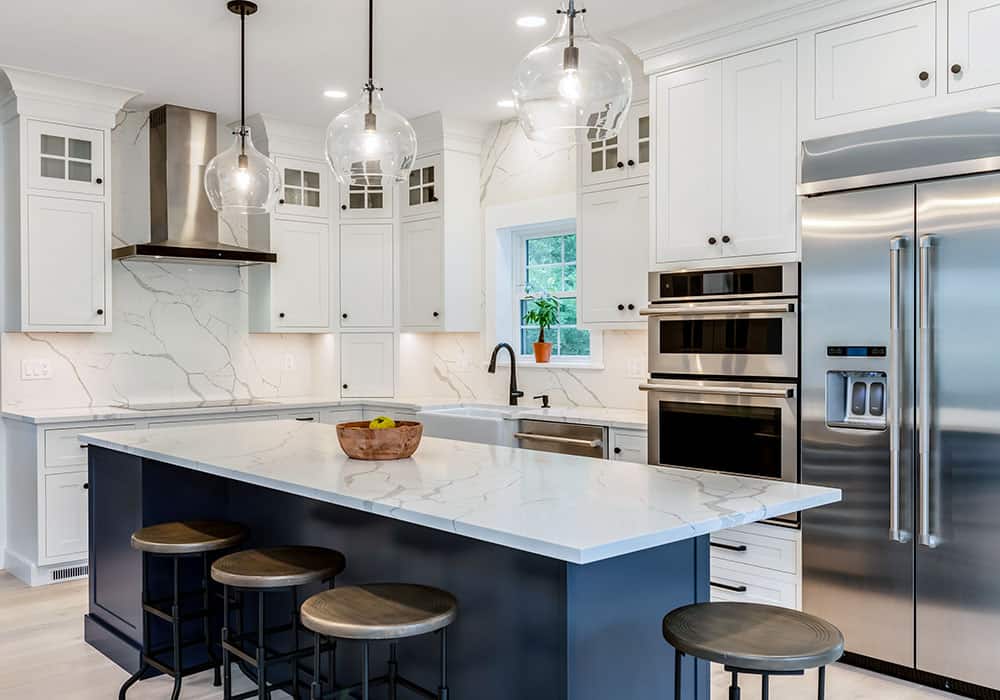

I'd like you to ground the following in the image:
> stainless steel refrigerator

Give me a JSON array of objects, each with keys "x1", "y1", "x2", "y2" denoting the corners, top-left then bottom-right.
[{"x1": 800, "y1": 110, "x2": 1000, "y2": 693}]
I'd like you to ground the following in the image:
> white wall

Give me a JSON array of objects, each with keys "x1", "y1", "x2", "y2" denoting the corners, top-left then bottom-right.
[
  {"x1": 0, "y1": 111, "x2": 335, "y2": 411},
  {"x1": 398, "y1": 119, "x2": 648, "y2": 411}
]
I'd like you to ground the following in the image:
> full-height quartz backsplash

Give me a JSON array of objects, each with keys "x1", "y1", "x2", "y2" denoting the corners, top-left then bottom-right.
[{"x1": 0, "y1": 110, "x2": 331, "y2": 410}]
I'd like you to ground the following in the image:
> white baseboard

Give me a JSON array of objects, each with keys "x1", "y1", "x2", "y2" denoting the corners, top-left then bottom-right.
[{"x1": 3, "y1": 549, "x2": 88, "y2": 586}]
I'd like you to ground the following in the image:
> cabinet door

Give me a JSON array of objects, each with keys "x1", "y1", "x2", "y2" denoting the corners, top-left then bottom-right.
[
  {"x1": 611, "y1": 429, "x2": 648, "y2": 464},
  {"x1": 26, "y1": 195, "x2": 107, "y2": 328},
  {"x1": 654, "y1": 62, "x2": 724, "y2": 264},
  {"x1": 948, "y1": 0, "x2": 1000, "y2": 93},
  {"x1": 578, "y1": 186, "x2": 648, "y2": 324},
  {"x1": 341, "y1": 333, "x2": 395, "y2": 398},
  {"x1": 339, "y1": 174, "x2": 394, "y2": 219},
  {"x1": 626, "y1": 101, "x2": 651, "y2": 180},
  {"x1": 45, "y1": 471, "x2": 89, "y2": 559},
  {"x1": 27, "y1": 120, "x2": 105, "y2": 197},
  {"x1": 721, "y1": 42, "x2": 797, "y2": 258},
  {"x1": 340, "y1": 223, "x2": 393, "y2": 327},
  {"x1": 814, "y1": 4, "x2": 936, "y2": 118},
  {"x1": 400, "y1": 217, "x2": 444, "y2": 329},
  {"x1": 581, "y1": 123, "x2": 628, "y2": 188},
  {"x1": 401, "y1": 154, "x2": 442, "y2": 219},
  {"x1": 272, "y1": 218, "x2": 330, "y2": 329},
  {"x1": 276, "y1": 156, "x2": 329, "y2": 219}
]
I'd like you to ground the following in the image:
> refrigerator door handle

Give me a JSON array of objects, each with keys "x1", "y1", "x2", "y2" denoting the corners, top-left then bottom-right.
[
  {"x1": 889, "y1": 237, "x2": 910, "y2": 543},
  {"x1": 918, "y1": 235, "x2": 939, "y2": 548}
]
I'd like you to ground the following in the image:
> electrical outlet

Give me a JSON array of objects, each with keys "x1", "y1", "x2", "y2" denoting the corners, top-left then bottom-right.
[
  {"x1": 282, "y1": 354, "x2": 296, "y2": 371},
  {"x1": 21, "y1": 358, "x2": 53, "y2": 380},
  {"x1": 626, "y1": 358, "x2": 644, "y2": 379}
]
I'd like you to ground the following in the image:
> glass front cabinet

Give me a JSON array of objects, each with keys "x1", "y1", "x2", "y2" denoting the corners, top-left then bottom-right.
[
  {"x1": 580, "y1": 100, "x2": 649, "y2": 188},
  {"x1": 338, "y1": 162, "x2": 395, "y2": 220},
  {"x1": 276, "y1": 156, "x2": 329, "y2": 220},
  {"x1": 27, "y1": 120, "x2": 106, "y2": 197},
  {"x1": 400, "y1": 153, "x2": 442, "y2": 220}
]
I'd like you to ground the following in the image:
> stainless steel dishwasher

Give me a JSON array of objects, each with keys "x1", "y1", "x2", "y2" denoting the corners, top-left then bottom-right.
[{"x1": 514, "y1": 420, "x2": 607, "y2": 458}]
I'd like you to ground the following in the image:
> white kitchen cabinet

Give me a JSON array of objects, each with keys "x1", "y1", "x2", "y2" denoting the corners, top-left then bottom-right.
[
  {"x1": 320, "y1": 407, "x2": 365, "y2": 424},
  {"x1": 276, "y1": 155, "x2": 330, "y2": 220},
  {"x1": 26, "y1": 195, "x2": 108, "y2": 328},
  {"x1": 26, "y1": 120, "x2": 105, "y2": 197},
  {"x1": 814, "y1": 4, "x2": 936, "y2": 119},
  {"x1": 339, "y1": 174, "x2": 394, "y2": 220},
  {"x1": 948, "y1": 0, "x2": 1000, "y2": 93},
  {"x1": 578, "y1": 185, "x2": 648, "y2": 327},
  {"x1": 401, "y1": 153, "x2": 442, "y2": 220},
  {"x1": 43, "y1": 471, "x2": 89, "y2": 559},
  {"x1": 610, "y1": 428, "x2": 647, "y2": 464},
  {"x1": 710, "y1": 523, "x2": 802, "y2": 610},
  {"x1": 340, "y1": 223, "x2": 394, "y2": 328},
  {"x1": 340, "y1": 333, "x2": 395, "y2": 398},
  {"x1": 249, "y1": 217, "x2": 331, "y2": 332},
  {"x1": 580, "y1": 100, "x2": 650, "y2": 189},
  {"x1": 720, "y1": 42, "x2": 797, "y2": 258},
  {"x1": 653, "y1": 42, "x2": 796, "y2": 266},
  {"x1": 400, "y1": 217, "x2": 444, "y2": 329},
  {"x1": 46, "y1": 423, "x2": 135, "y2": 469}
]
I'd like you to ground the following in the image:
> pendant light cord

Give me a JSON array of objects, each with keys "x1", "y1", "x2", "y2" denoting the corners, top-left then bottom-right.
[
  {"x1": 366, "y1": 0, "x2": 375, "y2": 115},
  {"x1": 240, "y1": 3, "x2": 247, "y2": 153}
]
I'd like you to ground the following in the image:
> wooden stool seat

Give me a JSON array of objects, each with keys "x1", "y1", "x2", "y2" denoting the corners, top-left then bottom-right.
[
  {"x1": 211, "y1": 546, "x2": 346, "y2": 589},
  {"x1": 663, "y1": 602, "x2": 844, "y2": 672},
  {"x1": 130, "y1": 520, "x2": 247, "y2": 555},
  {"x1": 300, "y1": 583, "x2": 458, "y2": 640}
]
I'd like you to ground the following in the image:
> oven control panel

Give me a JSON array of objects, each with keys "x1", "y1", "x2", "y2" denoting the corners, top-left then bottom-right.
[{"x1": 826, "y1": 371, "x2": 887, "y2": 430}]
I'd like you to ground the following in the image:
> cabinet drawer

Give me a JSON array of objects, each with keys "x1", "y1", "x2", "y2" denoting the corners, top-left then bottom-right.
[
  {"x1": 710, "y1": 561, "x2": 799, "y2": 609},
  {"x1": 44, "y1": 471, "x2": 89, "y2": 559},
  {"x1": 710, "y1": 524, "x2": 799, "y2": 575},
  {"x1": 46, "y1": 423, "x2": 135, "y2": 469},
  {"x1": 148, "y1": 414, "x2": 278, "y2": 428},
  {"x1": 611, "y1": 430, "x2": 647, "y2": 464},
  {"x1": 320, "y1": 408, "x2": 365, "y2": 424}
]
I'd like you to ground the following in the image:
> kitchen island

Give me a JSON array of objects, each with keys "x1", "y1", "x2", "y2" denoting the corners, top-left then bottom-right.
[{"x1": 82, "y1": 421, "x2": 839, "y2": 700}]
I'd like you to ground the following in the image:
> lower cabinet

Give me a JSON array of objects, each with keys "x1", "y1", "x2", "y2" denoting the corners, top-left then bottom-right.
[
  {"x1": 43, "y1": 471, "x2": 89, "y2": 559},
  {"x1": 709, "y1": 522, "x2": 802, "y2": 609},
  {"x1": 340, "y1": 333, "x2": 395, "y2": 398},
  {"x1": 610, "y1": 428, "x2": 648, "y2": 464},
  {"x1": 320, "y1": 408, "x2": 365, "y2": 424}
]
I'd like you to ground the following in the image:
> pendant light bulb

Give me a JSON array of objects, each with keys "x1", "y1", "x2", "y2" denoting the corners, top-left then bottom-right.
[
  {"x1": 512, "y1": 0, "x2": 632, "y2": 144},
  {"x1": 203, "y1": 1, "x2": 281, "y2": 214},
  {"x1": 325, "y1": 0, "x2": 417, "y2": 186}
]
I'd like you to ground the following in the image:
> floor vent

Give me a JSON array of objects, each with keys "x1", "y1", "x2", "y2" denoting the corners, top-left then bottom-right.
[{"x1": 51, "y1": 565, "x2": 88, "y2": 582}]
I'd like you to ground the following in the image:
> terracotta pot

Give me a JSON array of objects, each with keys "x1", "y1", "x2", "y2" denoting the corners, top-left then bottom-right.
[
  {"x1": 533, "y1": 341, "x2": 553, "y2": 363},
  {"x1": 336, "y1": 421, "x2": 423, "y2": 460}
]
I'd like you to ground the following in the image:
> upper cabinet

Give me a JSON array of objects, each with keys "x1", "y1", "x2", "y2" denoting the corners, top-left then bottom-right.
[
  {"x1": 948, "y1": 0, "x2": 1000, "y2": 93},
  {"x1": 814, "y1": 4, "x2": 936, "y2": 119},
  {"x1": 340, "y1": 222, "x2": 394, "y2": 328},
  {"x1": 580, "y1": 100, "x2": 650, "y2": 189},
  {"x1": 400, "y1": 153, "x2": 442, "y2": 220},
  {"x1": 276, "y1": 155, "x2": 330, "y2": 219},
  {"x1": 0, "y1": 68, "x2": 138, "y2": 333},
  {"x1": 339, "y1": 171, "x2": 394, "y2": 220},
  {"x1": 653, "y1": 41, "x2": 797, "y2": 267}
]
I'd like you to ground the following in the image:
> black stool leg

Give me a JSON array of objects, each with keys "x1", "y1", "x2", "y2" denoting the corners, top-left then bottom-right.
[
  {"x1": 361, "y1": 642, "x2": 370, "y2": 700},
  {"x1": 673, "y1": 649, "x2": 682, "y2": 700},
  {"x1": 203, "y1": 552, "x2": 222, "y2": 687},
  {"x1": 388, "y1": 641, "x2": 398, "y2": 700},
  {"x1": 310, "y1": 632, "x2": 322, "y2": 700},
  {"x1": 290, "y1": 588, "x2": 300, "y2": 699},
  {"x1": 118, "y1": 552, "x2": 150, "y2": 700},
  {"x1": 257, "y1": 591, "x2": 268, "y2": 700},
  {"x1": 761, "y1": 673, "x2": 769, "y2": 700},
  {"x1": 171, "y1": 556, "x2": 183, "y2": 700},
  {"x1": 728, "y1": 669, "x2": 740, "y2": 700},
  {"x1": 818, "y1": 666, "x2": 826, "y2": 700},
  {"x1": 438, "y1": 628, "x2": 449, "y2": 700},
  {"x1": 223, "y1": 584, "x2": 233, "y2": 700}
]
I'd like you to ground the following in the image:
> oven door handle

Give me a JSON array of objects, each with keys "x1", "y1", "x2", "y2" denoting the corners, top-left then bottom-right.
[
  {"x1": 639, "y1": 383, "x2": 795, "y2": 399},
  {"x1": 639, "y1": 302, "x2": 795, "y2": 317}
]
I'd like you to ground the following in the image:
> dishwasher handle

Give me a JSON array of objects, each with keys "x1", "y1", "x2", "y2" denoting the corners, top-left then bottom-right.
[{"x1": 514, "y1": 432, "x2": 604, "y2": 449}]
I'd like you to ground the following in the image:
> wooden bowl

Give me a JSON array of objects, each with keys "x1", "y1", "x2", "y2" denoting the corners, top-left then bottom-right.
[{"x1": 335, "y1": 421, "x2": 423, "y2": 460}]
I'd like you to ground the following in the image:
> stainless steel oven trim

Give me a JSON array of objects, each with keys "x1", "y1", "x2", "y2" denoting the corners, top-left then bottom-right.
[
  {"x1": 648, "y1": 262, "x2": 799, "y2": 304},
  {"x1": 643, "y1": 378, "x2": 799, "y2": 486},
  {"x1": 646, "y1": 302, "x2": 799, "y2": 379}
]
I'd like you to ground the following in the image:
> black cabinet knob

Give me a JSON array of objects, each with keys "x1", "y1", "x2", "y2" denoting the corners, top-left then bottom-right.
[
  {"x1": 618, "y1": 304, "x2": 625, "y2": 311},
  {"x1": 919, "y1": 71, "x2": 930, "y2": 81},
  {"x1": 342, "y1": 384, "x2": 348, "y2": 390},
  {"x1": 279, "y1": 198, "x2": 285, "y2": 204},
  {"x1": 952, "y1": 64, "x2": 963, "y2": 75},
  {"x1": 341, "y1": 204, "x2": 348, "y2": 210},
  {"x1": 616, "y1": 161, "x2": 625, "y2": 169},
  {"x1": 96, "y1": 308, "x2": 104, "y2": 315},
  {"x1": 613, "y1": 447, "x2": 622, "y2": 455},
  {"x1": 627, "y1": 303, "x2": 635, "y2": 311},
  {"x1": 83, "y1": 482, "x2": 89, "y2": 490},
  {"x1": 722, "y1": 235, "x2": 731, "y2": 244},
  {"x1": 708, "y1": 237, "x2": 717, "y2": 245},
  {"x1": 95, "y1": 177, "x2": 103, "y2": 184},
  {"x1": 430, "y1": 196, "x2": 439, "y2": 202},
  {"x1": 342, "y1": 313, "x2": 348, "y2": 319},
  {"x1": 627, "y1": 159, "x2": 635, "y2": 166},
  {"x1": 279, "y1": 312, "x2": 285, "y2": 319},
  {"x1": 433, "y1": 311, "x2": 440, "y2": 317}
]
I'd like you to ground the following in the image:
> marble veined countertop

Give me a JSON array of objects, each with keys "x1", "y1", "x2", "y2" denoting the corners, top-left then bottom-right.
[{"x1": 81, "y1": 421, "x2": 838, "y2": 564}]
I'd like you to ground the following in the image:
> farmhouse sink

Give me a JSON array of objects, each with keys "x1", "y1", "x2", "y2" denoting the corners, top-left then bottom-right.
[{"x1": 416, "y1": 405, "x2": 521, "y2": 446}]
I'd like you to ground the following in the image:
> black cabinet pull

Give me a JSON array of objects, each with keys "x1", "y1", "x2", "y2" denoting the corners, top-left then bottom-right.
[
  {"x1": 627, "y1": 159, "x2": 635, "y2": 166},
  {"x1": 918, "y1": 71, "x2": 930, "y2": 81},
  {"x1": 721, "y1": 235, "x2": 731, "y2": 244},
  {"x1": 83, "y1": 482, "x2": 89, "y2": 490},
  {"x1": 613, "y1": 447, "x2": 622, "y2": 454},
  {"x1": 617, "y1": 304, "x2": 625, "y2": 311},
  {"x1": 710, "y1": 541, "x2": 748, "y2": 553},
  {"x1": 96, "y1": 308, "x2": 104, "y2": 315},
  {"x1": 627, "y1": 303, "x2": 635, "y2": 311},
  {"x1": 708, "y1": 237, "x2": 717, "y2": 245},
  {"x1": 95, "y1": 177, "x2": 103, "y2": 184},
  {"x1": 341, "y1": 204, "x2": 348, "y2": 210},
  {"x1": 342, "y1": 384, "x2": 348, "y2": 390},
  {"x1": 294, "y1": 417, "x2": 315, "y2": 422},
  {"x1": 342, "y1": 313, "x2": 348, "y2": 319},
  {"x1": 80, "y1": 444, "x2": 88, "y2": 449},
  {"x1": 710, "y1": 581, "x2": 747, "y2": 593},
  {"x1": 616, "y1": 161, "x2": 625, "y2": 169},
  {"x1": 952, "y1": 64, "x2": 963, "y2": 75},
  {"x1": 279, "y1": 198, "x2": 285, "y2": 204},
  {"x1": 433, "y1": 311, "x2": 440, "y2": 317},
  {"x1": 279, "y1": 312, "x2": 286, "y2": 319}
]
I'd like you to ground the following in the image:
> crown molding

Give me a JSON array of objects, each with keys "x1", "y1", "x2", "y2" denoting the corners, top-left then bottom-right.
[
  {"x1": 0, "y1": 65, "x2": 140, "y2": 128},
  {"x1": 242, "y1": 113, "x2": 326, "y2": 160}
]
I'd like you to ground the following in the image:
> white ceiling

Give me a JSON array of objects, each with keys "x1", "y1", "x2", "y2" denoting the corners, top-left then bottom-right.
[{"x1": 0, "y1": 0, "x2": 703, "y2": 129}]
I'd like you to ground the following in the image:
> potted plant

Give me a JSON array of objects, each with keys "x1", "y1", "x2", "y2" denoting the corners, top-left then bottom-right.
[{"x1": 523, "y1": 296, "x2": 560, "y2": 363}]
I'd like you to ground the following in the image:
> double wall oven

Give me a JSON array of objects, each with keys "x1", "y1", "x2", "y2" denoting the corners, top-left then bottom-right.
[{"x1": 640, "y1": 264, "x2": 801, "y2": 522}]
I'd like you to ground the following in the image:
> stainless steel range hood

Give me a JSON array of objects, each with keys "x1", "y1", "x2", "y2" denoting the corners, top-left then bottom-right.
[{"x1": 112, "y1": 105, "x2": 277, "y2": 265}]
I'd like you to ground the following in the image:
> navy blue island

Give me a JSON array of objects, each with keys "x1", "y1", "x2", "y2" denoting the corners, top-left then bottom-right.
[{"x1": 81, "y1": 420, "x2": 839, "y2": 700}]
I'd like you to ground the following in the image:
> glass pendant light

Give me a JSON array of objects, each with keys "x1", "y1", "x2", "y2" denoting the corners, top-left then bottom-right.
[
  {"x1": 325, "y1": 0, "x2": 417, "y2": 186},
  {"x1": 204, "y1": 0, "x2": 281, "y2": 214},
  {"x1": 512, "y1": 0, "x2": 633, "y2": 144}
]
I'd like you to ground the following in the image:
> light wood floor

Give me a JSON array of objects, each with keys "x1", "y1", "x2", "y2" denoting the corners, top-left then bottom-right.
[{"x1": 0, "y1": 571, "x2": 962, "y2": 699}]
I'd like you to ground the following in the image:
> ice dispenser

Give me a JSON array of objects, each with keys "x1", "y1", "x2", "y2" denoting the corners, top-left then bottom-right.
[{"x1": 826, "y1": 371, "x2": 888, "y2": 430}]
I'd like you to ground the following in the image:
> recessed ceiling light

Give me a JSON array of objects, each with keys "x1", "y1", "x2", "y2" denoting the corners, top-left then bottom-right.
[
  {"x1": 323, "y1": 89, "x2": 348, "y2": 99},
  {"x1": 517, "y1": 16, "x2": 547, "y2": 28},
  {"x1": 497, "y1": 99, "x2": 516, "y2": 109}
]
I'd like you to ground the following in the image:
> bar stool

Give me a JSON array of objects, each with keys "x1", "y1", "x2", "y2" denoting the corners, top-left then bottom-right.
[
  {"x1": 211, "y1": 546, "x2": 347, "y2": 700},
  {"x1": 119, "y1": 520, "x2": 248, "y2": 700},
  {"x1": 663, "y1": 602, "x2": 844, "y2": 699},
  {"x1": 300, "y1": 583, "x2": 458, "y2": 700}
]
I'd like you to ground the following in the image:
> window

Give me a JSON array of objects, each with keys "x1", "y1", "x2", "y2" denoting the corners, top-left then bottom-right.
[{"x1": 515, "y1": 225, "x2": 591, "y2": 360}]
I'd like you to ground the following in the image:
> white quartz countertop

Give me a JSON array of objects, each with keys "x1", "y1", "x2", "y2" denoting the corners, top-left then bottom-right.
[{"x1": 81, "y1": 421, "x2": 837, "y2": 565}]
